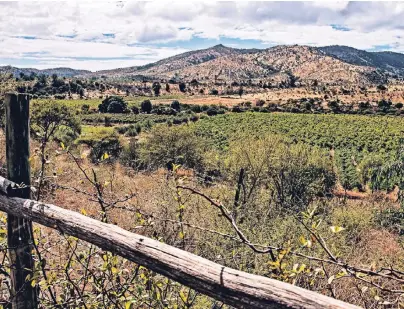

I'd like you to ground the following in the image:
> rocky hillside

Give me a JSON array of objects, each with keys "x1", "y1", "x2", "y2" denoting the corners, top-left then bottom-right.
[
  {"x1": 318, "y1": 45, "x2": 404, "y2": 75},
  {"x1": 88, "y1": 44, "x2": 395, "y2": 86},
  {"x1": 94, "y1": 44, "x2": 245, "y2": 77},
  {"x1": 5, "y1": 44, "x2": 403, "y2": 86},
  {"x1": 0, "y1": 66, "x2": 91, "y2": 78}
]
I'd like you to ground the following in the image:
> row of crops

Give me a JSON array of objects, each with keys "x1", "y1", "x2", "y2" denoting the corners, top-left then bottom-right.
[
  {"x1": 80, "y1": 113, "x2": 174, "y2": 124},
  {"x1": 193, "y1": 112, "x2": 404, "y2": 190}
]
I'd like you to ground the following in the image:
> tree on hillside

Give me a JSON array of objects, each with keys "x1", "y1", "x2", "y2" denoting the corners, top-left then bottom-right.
[
  {"x1": 152, "y1": 82, "x2": 161, "y2": 97},
  {"x1": 377, "y1": 84, "x2": 388, "y2": 93},
  {"x1": 98, "y1": 96, "x2": 128, "y2": 113},
  {"x1": 38, "y1": 74, "x2": 48, "y2": 86},
  {"x1": 209, "y1": 89, "x2": 219, "y2": 96},
  {"x1": 179, "y1": 82, "x2": 186, "y2": 93},
  {"x1": 165, "y1": 83, "x2": 170, "y2": 93},
  {"x1": 238, "y1": 87, "x2": 244, "y2": 98}
]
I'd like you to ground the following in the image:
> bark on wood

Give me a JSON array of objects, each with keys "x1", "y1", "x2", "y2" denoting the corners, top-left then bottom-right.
[
  {"x1": 5, "y1": 93, "x2": 38, "y2": 309},
  {"x1": 0, "y1": 180, "x2": 361, "y2": 309}
]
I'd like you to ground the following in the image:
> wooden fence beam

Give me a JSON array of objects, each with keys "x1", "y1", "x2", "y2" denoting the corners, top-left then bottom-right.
[
  {"x1": 5, "y1": 93, "x2": 38, "y2": 309},
  {"x1": 0, "y1": 179, "x2": 361, "y2": 309}
]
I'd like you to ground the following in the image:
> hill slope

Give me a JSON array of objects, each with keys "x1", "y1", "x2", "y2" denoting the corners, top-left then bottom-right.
[
  {"x1": 4, "y1": 44, "x2": 403, "y2": 86},
  {"x1": 0, "y1": 66, "x2": 91, "y2": 78},
  {"x1": 94, "y1": 45, "x2": 388, "y2": 86},
  {"x1": 318, "y1": 45, "x2": 404, "y2": 75}
]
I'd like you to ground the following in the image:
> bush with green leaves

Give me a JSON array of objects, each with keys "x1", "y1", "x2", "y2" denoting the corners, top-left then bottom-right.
[
  {"x1": 77, "y1": 130, "x2": 122, "y2": 163},
  {"x1": 209, "y1": 89, "x2": 219, "y2": 96},
  {"x1": 140, "y1": 125, "x2": 206, "y2": 170},
  {"x1": 31, "y1": 100, "x2": 81, "y2": 146},
  {"x1": 223, "y1": 136, "x2": 336, "y2": 212},
  {"x1": 170, "y1": 100, "x2": 181, "y2": 111},
  {"x1": 152, "y1": 82, "x2": 161, "y2": 97},
  {"x1": 98, "y1": 96, "x2": 128, "y2": 113},
  {"x1": 131, "y1": 106, "x2": 140, "y2": 114},
  {"x1": 179, "y1": 82, "x2": 186, "y2": 93},
  {"x1": 120, "y1": 139, "x2": 142, "y2": 170},
  {"x1": 140, "y1": 100, "x2": 153, "y2": 114}
]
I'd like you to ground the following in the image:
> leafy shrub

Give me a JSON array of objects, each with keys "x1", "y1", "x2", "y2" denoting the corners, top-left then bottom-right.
[
  {"x1": 81, "y1": 104, "x2": 90, "y2": 114},
  {"x1": 255, "y1": 99, "x2": 265, "y2": 107},
  {"x1": 54, "y1": 94, "x2": 66, "y2": 100},
  {"x1": 98, "y1": 96, "x2": 128, "y2": 113},
  {"x1": 141, "y1": 100, "x2": 153, "y2": 114},
  {"x1": 224, "y1": 136, "x2": 336, "y2": 212},
  {"x1": 206, "y1": 108, "x2": 218, "y2": 116},
  {"x1": 376, "y1": 206, "x2": 404, "y2": 235},
  {"x1": 171, "y1": 100, "x2": 181, "y2": 111},
  {"x1": 131, "y1": 106, "x2": 140, "y2": 114},
  {"x1": 31, "y1": 100, "x2": 81, "y2": 145},
  {"x1": 179, "y1": 82, "x2": 186, "y2": 92},
  {"x1": 120, "y1": 139, "x2": 142, "y2": 170},
  {"x1": 140, "y1": 125, "x2": 205, "y2": 170},
  {"x1": 189, "y1": 105, "x2": 202, "y2": 113}
]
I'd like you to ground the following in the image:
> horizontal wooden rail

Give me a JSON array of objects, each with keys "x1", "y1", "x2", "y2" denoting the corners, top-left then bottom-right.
[{"x1": 0, "y1": 176, "x2": 361, "y2": 309}]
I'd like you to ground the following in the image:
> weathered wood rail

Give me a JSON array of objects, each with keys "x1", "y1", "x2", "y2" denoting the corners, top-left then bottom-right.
[{"x1": 0, "y1": 176, "x2": 361, "y2": 309}]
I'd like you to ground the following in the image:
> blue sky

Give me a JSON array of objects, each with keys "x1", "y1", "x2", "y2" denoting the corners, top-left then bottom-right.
[{"x1": 0, "y1": 1, "x2": 403, "y2": 71}]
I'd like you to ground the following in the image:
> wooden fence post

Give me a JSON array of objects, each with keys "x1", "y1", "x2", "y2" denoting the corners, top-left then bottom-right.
[{"x1": 5, "y1": 93, "x2": 38, "y2": 309}]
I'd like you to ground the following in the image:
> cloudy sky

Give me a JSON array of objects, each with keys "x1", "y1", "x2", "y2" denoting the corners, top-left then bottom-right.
[{"x1": 1, "y1": 1, "x2": 403, "y2": 72}]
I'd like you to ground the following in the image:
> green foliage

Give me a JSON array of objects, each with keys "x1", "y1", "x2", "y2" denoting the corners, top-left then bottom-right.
[
  {"x1": 223, "y1": 136, "x2": 336, "y2": 211},
  {"x1": 120, "y1": 139, "x2": 142, "y2": 170},
  {"x1": 194, "y1": 112, "x2": 404, "y2": 189},
  {"x1": 140, "y1": 125, "x2": 206, "y2": 170},
  {"x1": 238, "y1": 87, "x2": 244, "y2": 97},
  {"x1": 179, "y1": 82, "x2": 186, "y2": 93},
  {"x1": 152, "y1": 82, "x2": 161, "y2": 97},
  {"x1": 140, "y1": 100, "x2": 153, "y2": 114},
  {"x1": 77, "y1": 127, "x2": 121, "y2": 162},
  {"x1": 376, "y1": 206, "x2": 404, "y2": 235},
  {"x1": 98, "y1": 96, "x2": 128, "y2": 113},
  {"x1": 209, "y1": 89, "x2": 219, "y2": 95},
  {"x1": 170, "y1": 100, "x2": 181, "y2": 111},
  {"x1": 31, "y1": 100, "x2": 81, "y2": 145}
]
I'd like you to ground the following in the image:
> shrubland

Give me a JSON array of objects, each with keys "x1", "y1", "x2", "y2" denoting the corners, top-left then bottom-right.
[{"x1": 0, "y1": 93, "x2": 404, "y2": 308}]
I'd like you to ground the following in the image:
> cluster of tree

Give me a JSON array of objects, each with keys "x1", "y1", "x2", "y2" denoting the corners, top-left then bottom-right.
[{"x1": 13, "y1": 74, "x2": 116, "y2": 99}]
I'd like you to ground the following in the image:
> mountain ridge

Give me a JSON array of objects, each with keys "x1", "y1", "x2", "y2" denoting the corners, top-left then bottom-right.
[
  {"x1": 0, "y1": 66, "x2": 91, "y2": 78},
  {"x1": 88, "y1": 44, "x2": 397, "y2": 86},
  {"x1": 2, "y1": 45, "x2": 404, "y2": 86}
]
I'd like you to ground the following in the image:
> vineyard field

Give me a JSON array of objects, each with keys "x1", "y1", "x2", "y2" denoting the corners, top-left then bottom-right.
[{"x1": 194, "y1": 112, "x2": 404, "y2": 189}]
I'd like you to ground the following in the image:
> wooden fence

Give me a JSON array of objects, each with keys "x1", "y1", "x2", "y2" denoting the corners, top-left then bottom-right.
[{"x1": 0, "y1": 93, "x2": 361, "y2": 309}]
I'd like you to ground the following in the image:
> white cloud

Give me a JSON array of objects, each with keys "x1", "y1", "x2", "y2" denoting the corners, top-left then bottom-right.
[{"x1": 0, "y1": 1, "x2": 403, "y2": 71}]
